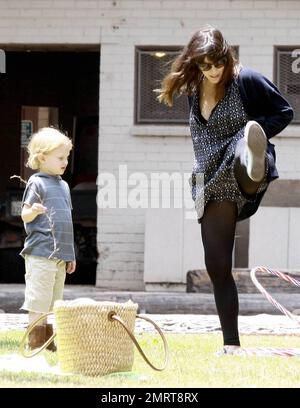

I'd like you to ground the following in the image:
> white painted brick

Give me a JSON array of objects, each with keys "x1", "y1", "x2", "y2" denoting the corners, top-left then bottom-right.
[
  {"x1": 41, "y1": 9, "x2": 66, "y2": 18},
  {"x1": 107, "y1": 252, "x2": 145, "y2": 262},
  {"x1": 148, "y1": 9, "x2": 176, "y2": 18},
  {"x1": 265, "y1": 10, "x2": 288, "y2": 18},
  {"x1": 287, "y1": 29, "x2": 300, "y2": 39},
  {"x1": 100, "y1": 260, "x2": 142, "y2": 271},
  {"x1": 250, "y1": 19, "x2": 280, "y2": 29},
  {"x1": 98, "y1": 269, "x2": 138, "y2": 282},
  {"x1": 161, "y1": 1, "x2": 186, "y2": 9},
  {"x1": 0, "y1": 18, "x2": 20, "y2": 27},
  {"x1": 278, "y1": 0, "x2": 300, "y2": 9},
  {"x1": 75, "y1": 0, "x2": 99, "y2": 8},
  {"x1": 0, "y1": 27, "x2": 17, "y2": 35},
  {"x1": 99, "y1": 215, "x2": 145, "y2": 225},
  {"x1": 107, "y1": 243, "x2": 144, "y2": 252},
  {"x1": 0, "y1": 8, "x2": 20, "y2": 16},
  {"x1": 143, "y1": 0, "x2": 163, "y2": 9},
  {"x1": 20, "y1": 9, "x2": 42, "y2": 17},
  {"x1": 7, "y1": 0, "x2": 31, "y2": 8},
  {"x1": 99, "y1": 233, "x2": 144, "y2": 243},
  {"x1": 95, "y1": 278, "x2": 144, "y2": 290},
  {"x1": 254, "y1": 1, "x2": 277, "y2": 8},
  {"x1": 30, "y1": 0, "x2": 53, "y2": 8},
  {"x1": 207, "y1": 0, "x2": 231, "y2": 9},
  {"x1": 65, "y1": 9, "x2": 89, "y2": 18},
  {"x1": 97, "y1": 208, "x2": 146, "y2": 217},
  {"x1": 1, "y1": 0, "x2": 299, "y2": 289},
  {"x1": 0, "y1": 1, "x2": 9, "y2": 8},
  {"x1": 218, "y1": 10, "x2": 243, "y2": 19},
  {"x1": 230, "y1": 0, "x2": 254, "y2": 9},
  {"x1": 98, "y1": 270, "x2": 142, "y2": 282},
  {"x1": 146, "y1": 152, "x2": 192, "y2": 162},
  {"x1": 240, "y1": 10, "x2": 265, "y2": 18},
  {"x1": 100, "y1": 223, "x2": 145, "y2": 234},
  {"x1": 157, "y1": 18, "x2": 183, "y2": 28},
  {"x1": 52, "y1": 0, "x2": 75, "y2": 8}
]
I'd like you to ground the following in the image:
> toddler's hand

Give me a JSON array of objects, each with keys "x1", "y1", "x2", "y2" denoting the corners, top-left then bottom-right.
[
  {"x1": 31, "y1": 203, "x2": 47, "y2": 214},
  {"x1": 66, "y1": 261, "x2": 76, "y2": 274}
]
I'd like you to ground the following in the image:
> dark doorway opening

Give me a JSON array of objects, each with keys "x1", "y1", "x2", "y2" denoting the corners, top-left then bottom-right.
[{"x1": 0, "y1": 46, "x2": 100, "y2": 285}]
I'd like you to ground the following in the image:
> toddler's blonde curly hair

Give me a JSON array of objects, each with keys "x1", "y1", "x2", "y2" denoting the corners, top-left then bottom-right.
[{"x1": 26, "y1": 127, "x2": 73, "y2": 170}]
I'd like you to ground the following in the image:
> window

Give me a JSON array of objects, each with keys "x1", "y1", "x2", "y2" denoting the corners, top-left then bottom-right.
[
  {"x1": 275, "y1": 47, "x2": 300, "y2": 123},
  {"x1": 135, "y1": 46, "x2": 239, "y2": 125},
  {"x1": 135, "y1": 46, "x2": 188, "y2": 124}
]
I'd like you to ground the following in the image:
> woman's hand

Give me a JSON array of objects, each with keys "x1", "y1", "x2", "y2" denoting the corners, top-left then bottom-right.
[{"x1": 66, "y1": 260, "x2": 76, "y2": 274}]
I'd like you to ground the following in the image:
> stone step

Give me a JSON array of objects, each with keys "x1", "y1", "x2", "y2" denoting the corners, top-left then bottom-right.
[
  {"x1": 0, "y1": 284, "x2": 300, "y2": 315},
  {"x1": 187, "y1": 269, "x2": 300, "y2": 294}
]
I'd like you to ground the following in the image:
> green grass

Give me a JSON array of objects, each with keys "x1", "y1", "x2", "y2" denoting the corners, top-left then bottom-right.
[{"x1": 0, "y1": 330, "x2": 300, "y2": 387}]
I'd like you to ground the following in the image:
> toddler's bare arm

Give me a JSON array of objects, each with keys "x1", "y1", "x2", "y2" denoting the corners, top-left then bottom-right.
[{"x1": 21, "y1": 203, "x2": 47, "y2": 223}]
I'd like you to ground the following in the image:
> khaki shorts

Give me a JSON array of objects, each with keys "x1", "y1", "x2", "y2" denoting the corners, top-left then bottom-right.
[{"x1": 21, "y1": 254, "x2": 66, "y2": 313}]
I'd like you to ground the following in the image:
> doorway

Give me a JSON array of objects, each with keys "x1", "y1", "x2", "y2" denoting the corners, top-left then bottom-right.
[{"x1": 0, "y1": 46, "x2": 100, "y2": 284}]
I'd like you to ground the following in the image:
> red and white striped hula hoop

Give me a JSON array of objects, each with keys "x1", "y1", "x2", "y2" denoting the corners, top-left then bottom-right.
[
  {"x1": 250, "y1": 266, "x2": 300, "y2": 327},
  {"x1": 234, "y1": 266, "x2": 300, "y2": 357}
]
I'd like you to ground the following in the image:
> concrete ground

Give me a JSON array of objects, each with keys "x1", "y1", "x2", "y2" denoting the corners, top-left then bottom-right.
[{"x1": 1, "y1": 311, "x2": 300, "y2": 335}]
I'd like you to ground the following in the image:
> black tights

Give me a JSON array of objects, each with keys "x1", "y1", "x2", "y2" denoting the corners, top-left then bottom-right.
[{"x1": 201, "y1": 137, "x2": 264, "y2": 346}]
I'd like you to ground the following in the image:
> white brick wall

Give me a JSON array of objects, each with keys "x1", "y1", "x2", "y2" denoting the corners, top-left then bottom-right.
[
  {"x1": 273, "y1": 137, "x2": 300, "y2": 179},
  {"x1": 1, "y1": 0, "x2": 300, "y2": 289}
]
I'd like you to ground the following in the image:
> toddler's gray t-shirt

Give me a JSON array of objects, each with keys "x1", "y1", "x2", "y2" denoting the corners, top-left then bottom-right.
[{"x1": 20, "y1": 172, "x2": 75, "y2": 262}]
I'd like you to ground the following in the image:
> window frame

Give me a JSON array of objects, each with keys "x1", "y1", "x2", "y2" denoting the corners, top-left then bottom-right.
[
  {"x1": 134, "y1": 45, "x2": 188, "y2": 125},
  {"x1": 274, "y1": 45, "x2": 300, "y2": 124}
]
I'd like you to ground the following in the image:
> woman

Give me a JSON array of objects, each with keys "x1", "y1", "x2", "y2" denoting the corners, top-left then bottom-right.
[{"x1": 158, "y1": 26, "x2": 293, "y2": 354}]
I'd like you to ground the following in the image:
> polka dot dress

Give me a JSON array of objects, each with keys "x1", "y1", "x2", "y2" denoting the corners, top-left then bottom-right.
[{"x1": 189, "y1": 77, "x2": 268, "y2": 223}]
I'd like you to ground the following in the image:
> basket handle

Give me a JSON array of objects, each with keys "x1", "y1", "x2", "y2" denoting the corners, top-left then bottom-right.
[
  {"x1": 109, "y1": 312, "x2": 169, "y2": 371},
  {"x1": 19, "y1": 312, "x2": 55, "y2": 358},
  {"x1": 19, "y1": 311, "x2": 170, "y2": 371}
]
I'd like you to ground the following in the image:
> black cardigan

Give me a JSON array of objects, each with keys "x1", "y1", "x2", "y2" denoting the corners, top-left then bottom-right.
[
  {"x1": 237, "y1": 67, "x2": 293, "y2": 139},
  {"x1": 188, "y1": 66, "x2": 294, "y2": 221}
]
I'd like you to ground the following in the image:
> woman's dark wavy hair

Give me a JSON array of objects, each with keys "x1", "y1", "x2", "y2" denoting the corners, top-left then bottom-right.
[{"x1": 157, "y1": 26, "x2": 238, "y2": 106}]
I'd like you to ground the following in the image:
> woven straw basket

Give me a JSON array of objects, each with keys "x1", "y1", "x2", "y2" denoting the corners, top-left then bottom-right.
[
  {"x1": 54, "y1": 299, "x2": 137, "y2": 376},
  {"x1": 19, "y1": 298, "x2": 169, "y2": 377}
]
